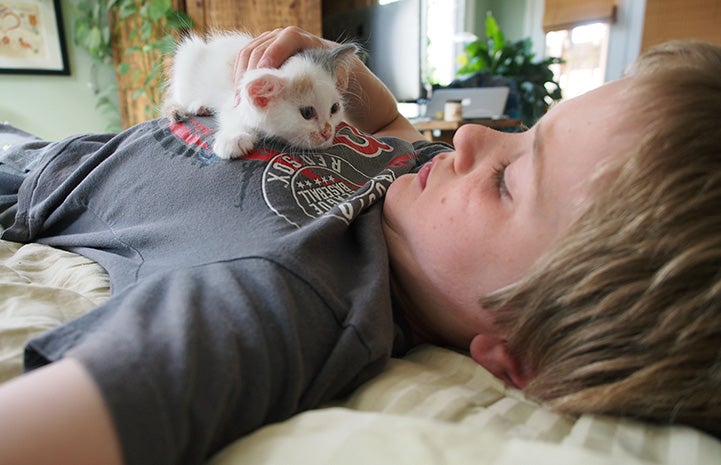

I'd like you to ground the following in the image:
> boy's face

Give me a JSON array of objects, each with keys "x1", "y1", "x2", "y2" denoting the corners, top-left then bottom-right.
[{"x1": 383, "y1": 79, "x2": 639, "y2": 350}]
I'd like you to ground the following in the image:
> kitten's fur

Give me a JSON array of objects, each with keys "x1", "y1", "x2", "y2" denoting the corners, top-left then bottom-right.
[{"x1": 162, "y1": 31, "x2": 358, "y2": 159}]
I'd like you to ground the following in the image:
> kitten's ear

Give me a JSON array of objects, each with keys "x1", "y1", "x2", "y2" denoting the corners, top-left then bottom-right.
[
  {"x1": 330, "y1": 43, "x2": 359, "y2": 92},
  {"x1": 246, "y1": 74, "x2": 285, "y2": 109}
]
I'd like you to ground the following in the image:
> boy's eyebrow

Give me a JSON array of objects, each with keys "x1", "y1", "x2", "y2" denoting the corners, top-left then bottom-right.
[{"x1": 532, "y1": 121, "x2": 547, "y2": 206}]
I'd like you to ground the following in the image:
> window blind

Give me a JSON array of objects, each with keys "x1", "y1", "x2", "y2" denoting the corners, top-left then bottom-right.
[{"x1": 543, "y1": 0, "x2": 617, "y2": 32}]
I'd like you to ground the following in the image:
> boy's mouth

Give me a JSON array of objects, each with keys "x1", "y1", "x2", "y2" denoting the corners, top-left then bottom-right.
[{"x1": 417, "y1": 161, "x2": 432, "y2": 190}]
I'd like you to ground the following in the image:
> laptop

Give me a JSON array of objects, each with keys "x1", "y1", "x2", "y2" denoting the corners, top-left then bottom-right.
[{"x1": 424, "y1": 87, "x2": 510, "y2": 119}]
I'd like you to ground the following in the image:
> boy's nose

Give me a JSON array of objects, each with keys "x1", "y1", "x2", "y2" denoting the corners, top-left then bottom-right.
[{"x1": 452, "y1": 124, "x2": 495, "y2": 173}]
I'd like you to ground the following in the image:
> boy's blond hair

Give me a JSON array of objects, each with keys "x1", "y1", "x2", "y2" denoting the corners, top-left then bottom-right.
[{"x1": 485, "y1": 40, "x2": 721, "y2": 437}]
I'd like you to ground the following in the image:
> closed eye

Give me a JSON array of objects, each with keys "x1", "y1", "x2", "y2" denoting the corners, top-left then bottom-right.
[
  {"x1": 492, "y1": 161, "x2": 511, "y2": 199},
  {"x1": 300, "y1": 106, "x2": 316, "y2": 120}
]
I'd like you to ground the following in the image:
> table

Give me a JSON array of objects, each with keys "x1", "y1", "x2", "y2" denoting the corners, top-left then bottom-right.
[{"x1": 412, "y1": 118, "x2": 524, "y2": 144}]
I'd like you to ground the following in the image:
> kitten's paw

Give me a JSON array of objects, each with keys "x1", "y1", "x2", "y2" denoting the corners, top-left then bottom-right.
[
  {"x1": 213, "y1": 133, "x2": 256, "y2": 159},
  {"x1": 187, "y1": 101, "x2": 213, "y2": 117},
  {"x1": 162, "y1": 99, "x2": 214, "y2": 122},
  {"x1": 195, "y1": 106, "x2": 212, "y2": 116},
  {"x1": 161, "y1": 101, "x2": 192, "y2": 122}
]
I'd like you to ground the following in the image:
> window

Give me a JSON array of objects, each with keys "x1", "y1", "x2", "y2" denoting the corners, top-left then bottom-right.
[
  {"x1": 425, "y1": 0, "x2": 462, "y2": 86},
  {"x1": 545, "y1": 22, "x2": 610, "y2": 100},
  {"x1": 541, "y1": 0, "x2": 617, "y2": 100}
]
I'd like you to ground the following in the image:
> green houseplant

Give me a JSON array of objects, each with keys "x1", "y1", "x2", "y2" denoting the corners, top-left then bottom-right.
[
  {"x1": 72, "y1": 0, "x2": 192, "y2": 128},
  {"x1": 456, "y1": 12, "x2": 562, "y2": 127}
]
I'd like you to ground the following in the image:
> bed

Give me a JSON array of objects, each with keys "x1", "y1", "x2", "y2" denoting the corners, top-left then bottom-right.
[{"x1": 1, "y1": 238, "x2": 720, "y2": 464}]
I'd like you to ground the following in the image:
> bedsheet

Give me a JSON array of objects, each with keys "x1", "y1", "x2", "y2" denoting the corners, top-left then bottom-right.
[{"x1": 1, "y1": 239, "x2": 719, "y2": 464}]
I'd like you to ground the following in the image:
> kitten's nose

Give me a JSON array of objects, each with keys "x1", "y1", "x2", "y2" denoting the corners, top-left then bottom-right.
[{"x1": 321, "y1": 122, "x2": 333, "y2": 140}]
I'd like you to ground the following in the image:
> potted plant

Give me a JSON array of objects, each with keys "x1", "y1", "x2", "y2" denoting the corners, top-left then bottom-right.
[
  {"x1": 73, "y1": 0, "x2": 192, "y2": 129},
  {"x1": 455, "y1": 12, "x2": 562, "y2": 127}
]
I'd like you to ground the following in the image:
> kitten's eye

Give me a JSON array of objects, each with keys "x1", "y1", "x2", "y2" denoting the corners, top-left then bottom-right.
[
  {"x1": 300, "y1": 106, "x2": 316, "y2": 120},
  {"x1": 330, "y1": 103, "x2": 340, "y2": 115}
]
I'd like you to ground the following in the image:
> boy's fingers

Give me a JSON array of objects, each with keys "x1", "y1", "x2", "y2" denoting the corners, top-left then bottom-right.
[
  {"x1": 233, "y1": 30, "x2": 279, "y2": 85},
  {"x1": 233, "y1": 27, "x2": 335, "y2": 86}
]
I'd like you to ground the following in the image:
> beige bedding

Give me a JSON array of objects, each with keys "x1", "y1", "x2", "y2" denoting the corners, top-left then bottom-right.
[{"x1": 1, "y1": 239, "x2": 719, "y2": 464}]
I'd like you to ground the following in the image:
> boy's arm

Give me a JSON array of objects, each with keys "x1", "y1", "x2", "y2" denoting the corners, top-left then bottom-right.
[
  {"x1": 345, "y1": 56, "x2": 428, "y2": 142},
  {"x1": 233, "y1": 27, "x2": 426, "y2": 142}
]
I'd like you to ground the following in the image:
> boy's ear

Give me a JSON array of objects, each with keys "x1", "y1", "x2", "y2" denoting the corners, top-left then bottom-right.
[
  {"x1": 469, "y1": 334, "x2": 533, "y2": 389},
  {"x1": 246, "y1": 74, "x2": 285, "y2": 109}
]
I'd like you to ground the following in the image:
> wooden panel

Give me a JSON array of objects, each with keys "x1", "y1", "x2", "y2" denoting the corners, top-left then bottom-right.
[
  {"x1": 110, "y1": 6, "x2": 169, "y2": 129},
  {"x1": 187, "y1": 0, "x2": 322, "y2": 35},
  {"x1": 641, "y1": 0, "x2": 721, "y2": 51}
]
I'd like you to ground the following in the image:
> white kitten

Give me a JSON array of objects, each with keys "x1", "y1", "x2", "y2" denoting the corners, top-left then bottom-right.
[{"x1": 162, "y1": 31, "x2": 358, "y2": 159}]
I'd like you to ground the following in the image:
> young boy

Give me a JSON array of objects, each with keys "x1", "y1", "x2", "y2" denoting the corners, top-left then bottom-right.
[{"x1": 0, "y1": 29, "x2": 719, "y2": 464}]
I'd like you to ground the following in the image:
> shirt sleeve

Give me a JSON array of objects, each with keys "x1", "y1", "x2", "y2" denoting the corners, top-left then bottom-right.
[{"x1": 25, "y1": 257, "x2": 391, "y2": 465}]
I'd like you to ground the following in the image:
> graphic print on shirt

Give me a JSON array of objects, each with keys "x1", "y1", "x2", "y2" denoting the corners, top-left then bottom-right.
[
  {"x1": 261, "y1": 123, "x2": 415, "y2": 227},
  {"x1": 163, "y1": 118, "x2": 217, "y2": 165},
  {"x1": 162, "y1": 119, "x2": 417, "y2": 227}
]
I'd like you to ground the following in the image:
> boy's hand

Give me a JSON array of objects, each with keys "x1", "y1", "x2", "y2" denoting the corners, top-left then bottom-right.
[{"x1": 232, "y1": 27, "x2": 334, "y2": 87}]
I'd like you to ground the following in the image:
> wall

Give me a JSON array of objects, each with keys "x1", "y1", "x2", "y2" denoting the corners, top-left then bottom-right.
[
  {"x1": 0, "y1": 0, "x2": 117, "y2": 140},
  {"x1": 466, "y1": 0, "x2": 545, "y2": 59},
  {"x1": 488, "y1": 0, "x2": 529, "y2": 41},
  {"x1": 605, "y1": 0, "x2": 645, "y2": 81},
  {"x1": 468, "y1": 0, "x2": 530, "y2": 41},
  {"x1": 641, "y1": 0, "x2": 721, "y2": 50}
]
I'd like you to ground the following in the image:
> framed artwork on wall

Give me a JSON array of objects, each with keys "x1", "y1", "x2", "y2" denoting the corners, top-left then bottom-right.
[{"x1": 0, "y1": 0, "x2": 70, "y2": 75}]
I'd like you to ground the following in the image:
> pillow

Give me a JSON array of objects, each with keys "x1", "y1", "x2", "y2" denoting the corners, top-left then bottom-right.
[{"x1": 211, "y1": 345, "x2": 721, "y2": 465}]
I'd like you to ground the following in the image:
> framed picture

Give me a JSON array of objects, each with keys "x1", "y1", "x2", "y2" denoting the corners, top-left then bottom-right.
[{"x1": 0, "y1": 0, "x2": 70, "y2": 75}]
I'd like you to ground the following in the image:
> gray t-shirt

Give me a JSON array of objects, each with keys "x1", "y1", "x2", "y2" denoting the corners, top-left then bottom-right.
[{"x1": 3, "y1": 117, "x2": 450, "y2": 465}]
